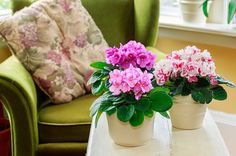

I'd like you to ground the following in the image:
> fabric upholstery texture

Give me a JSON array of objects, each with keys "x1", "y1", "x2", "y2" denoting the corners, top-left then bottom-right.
[
  {"x1": 0, "y1": 0, "x2": 160, "y2": 155},
  {"x1": 0, "y1": 0, "x2": 107, "y2": 104},
  {"x1": 38, "y1": 94, "x2": 97, "y2": 143},
  {"x1": 37, "y1": 143, "x2": 87, "y2": 156}
]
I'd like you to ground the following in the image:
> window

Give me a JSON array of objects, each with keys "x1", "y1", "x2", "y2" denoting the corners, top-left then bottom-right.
[
  {"x1": 160, "y1": 0, "x2": 236, "y2": 24},
  {"x1": 0, "y1": 0, "x2": 11, "y2": 10},
  {"x1": 160, "y1": 0, "x2": 180, "y2": 16},
  {"x1": 0, "y1": 0, "x2": 11, "y2": 17}
]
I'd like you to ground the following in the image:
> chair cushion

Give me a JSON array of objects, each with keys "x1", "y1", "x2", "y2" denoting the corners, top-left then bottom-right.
[
  {"x1": 38, "y1": 94, "x2": 97, "y2": 143},
  {"x1": 0, "y1": 0, "x2": 107, "y2": 104}
]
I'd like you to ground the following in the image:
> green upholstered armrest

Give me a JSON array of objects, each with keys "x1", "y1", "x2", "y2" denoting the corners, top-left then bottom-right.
[
  {"x1": 0, "y1": 55, "x2": 38, "y2": 156},
  {"x1": 146, "y1": 46, "x2": 166, "y2": 62}
]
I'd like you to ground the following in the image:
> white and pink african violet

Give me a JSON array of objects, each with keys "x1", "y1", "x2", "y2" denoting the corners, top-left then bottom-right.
[
  {"x1": 89, "y1": 41, "x2": 173, "y2": 127},
  {"x1": 155, "y1": 46, "x2": 235, "y2": 104}
]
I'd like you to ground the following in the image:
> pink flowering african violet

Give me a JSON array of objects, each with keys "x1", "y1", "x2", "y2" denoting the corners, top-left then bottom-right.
[
  {"x1": 109, "y1": 65, "x2": 153, "y2": 100},
  {"x1": 155, "y1": 46, "x2": 218, "y2": 85},
  {"x1": 105, "y1": 41, "x2": 156, "y2": 70},
  {"x1": 89, "y1": 40, "x2": 174, "y2": 127}
]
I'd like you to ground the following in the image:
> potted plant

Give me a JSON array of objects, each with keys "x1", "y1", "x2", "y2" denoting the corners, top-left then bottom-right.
[
  {"x1": 155, "y1": 46, "x2": 235, "y2": 129},
  {"x1": 0, "y1": 102, "x2": 11, "y2": 156},
  {"x1": 228, "y1": 0, "x2": 236, "y2": 23},
  {"x1": 89, "y1": 41, "x2": 173, "y2": 146},
  {"x1": 179, "y1": 0, "x2": 206, "y2": 23},
  {"x1": 202, "y1": 0, "x2": 235, "y2": 24}
]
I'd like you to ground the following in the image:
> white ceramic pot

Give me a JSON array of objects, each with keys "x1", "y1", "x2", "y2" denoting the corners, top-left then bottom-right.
[
  {"x1": 169, "y1": 95, "x2": 207, "y2": 130},
  {"x1": 207, "y1": 0, "x2": 228, "y2": 24},
  {"x1": 106, "y1": 113, "x2": 154, "y2": 146},
  {"x1": 180, "y1": 0, "x2": 206, "y2": 23}
]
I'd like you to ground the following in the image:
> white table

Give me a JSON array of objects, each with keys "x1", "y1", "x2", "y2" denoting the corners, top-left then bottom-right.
[{"x1": 87, "y1": 110, "x2": 230, "y2": 156}]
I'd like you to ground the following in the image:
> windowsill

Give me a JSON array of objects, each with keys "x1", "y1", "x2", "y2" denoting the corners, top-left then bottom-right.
[{"x1": 159, "y1": 14, "x2": 236, "y2": 48}]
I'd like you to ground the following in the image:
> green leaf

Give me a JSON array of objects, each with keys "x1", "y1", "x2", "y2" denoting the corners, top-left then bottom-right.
[
  {"x1": 88, "y1": 70, "x2": 103, "y2": 85},
  {"x1": 159, "y1": 111, "x2": 170, "y2": 119},
  {"x1": 91, "y1": 80, "x2": 105, "y2": 95},
  {"x1": 135, "y1": 97, "x2": 150, "y2": 112},
  {"x1": 104, "y1": 66, "x2": 113, "y2": 71},
  {"x1": 111, "y1": 95, "x2": 125, "y2": 102},
  {"x1": 191, "y1": 88, "x2": 213, "y2": 104},
  {"x1": 112, "y1": 99, "x2": 125, "y2": 105},
  {"x1": 124, "y1": 94, "x2": 136, "y2": 104},
  {"x1": 106, "y1": 107, "x2": 116, "y2": 116},
  {"x1": 215, "y1": 76, "x2": 235, "y2": 88},
  {"x1": 90, "y1": 92, "x2": 112, "y2": 116},
  {"x1": 150, "y1": 91, "x2": 173, "y2": 112},
  {"x1": 105, "y1": 78, "x2": 111, "y2": 89},
  {"x1": 95, "y1": 110, "x2": 103, "y2": 128},
  {"x1": 99, "y1": 101, "x2": 115, "y2": 112},
  {"x1": 117, "y1": 105, "x2": 135, "y2": 122},
  {"x1": 202, "y1": 0, "x2": 209, "y2": 17},
  {"x1": 212, "y1": 86, "x2": 227, "y2": 100},
  {"x1": 181, "y1": 83, "x2": 191, "y2": 96},
  {"x1": 196, "y1": 77, "x2": 211, "y2": 88},
  {"x1": 90, "y1": 61, "x2": 110, "y2": 69},
  {"x1": 129, "y1": 111, "x2": 145, "y2": 127},
  {"x1": 144, "y1": 109, "x2": 154, "y2": 118},
  {"x1": 171, "y1": 80, "x2": 185, "y2": 96},
  {"x1": 148, "y1": 87, "x2": 170, "y2": 96},
  {"x1": 90, "y1": 100, "x2": 101, "y2": 117},
  {"x1": 228, "y1": 0, "x2": 236, "y2": 23}
]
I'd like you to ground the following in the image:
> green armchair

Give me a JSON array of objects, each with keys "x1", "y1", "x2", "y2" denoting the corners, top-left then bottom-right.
[{"x1": 0, "y1": 0, "x2": 162, "y2": 156}]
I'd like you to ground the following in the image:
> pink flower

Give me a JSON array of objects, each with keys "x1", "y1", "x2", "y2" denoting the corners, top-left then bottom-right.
[
  {"x1": 108, "y1": 65, "x2": 153, "y2": 99},
  {"x1": 109, "y1": 82, "x2": 122, "y2": 95},
  {"x1": 137, "y1": 53, "x2": 149, "y2": 68},
  {"x1": 121, "y1": 82, "x2": 131, "y2": 92},
  {"x1": 106, "y1": 47, "x2": 118, "y2": 58},
  {"x1": 123, "y1": 71, "x2": 138, "y2": 87},
  {"x1": 188, "y1": 76, "x2": 198, "y2": 83},
  {"x1": 109, "y1": 69, "x2": 123, "y2": 84},
  {"x1": 108, "y1": 51, "x2": 122, "y2": 65},
  {"x1": 155, "y1": 72, "x2": 169, "y2": 85},
  {"x1": 126, "y1": 51, "x2": 136, "y2": 61},
  {"x1": 133, "y1": 84, "x2": 143, "y2": 100},
  {"x1": 155, "y1": 46, "x2": 217, "y2": 85},
  {"x1": 185, "y1": 63, "x2": 198, "y2": 75},
  {"x1": 210, "y1": 76, "x2": 218, "y2": 86},
  {"x1": 105, "y1": 41, "x2": 156, "y2": 70},
  {"x1": 139, "y1": 71, "x2": 153, "y2": 92}
]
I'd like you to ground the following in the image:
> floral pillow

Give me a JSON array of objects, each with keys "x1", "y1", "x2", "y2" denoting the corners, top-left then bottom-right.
[{"x1": 0, "y1": 0, "x2": 108, "y2": 104}]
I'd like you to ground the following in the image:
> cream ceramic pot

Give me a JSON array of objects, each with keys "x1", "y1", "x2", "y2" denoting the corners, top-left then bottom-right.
[
  {"x1": 180, "y1": 0, "x2": 206, "y2": 23},
  {"x1": 106, "y1": 113, "x2": 154, "y2": 146},
  {"x1": 207, "y1": 0, "x2": 228, "y2": 24},
  {"x1": 169, "y1": 95, "x2": 207, "y2": 130}
]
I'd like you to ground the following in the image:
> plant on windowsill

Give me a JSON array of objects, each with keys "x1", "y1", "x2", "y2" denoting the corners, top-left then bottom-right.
[
  {"x1": 202, "y1": 0, "x2": 236, "y2": 24},
  {"x1": 88, "y1": 41, "x2": 173, "y2": 146},
  {"x1": 154, "y1": 46, "x2": 235, "y2": 130}
]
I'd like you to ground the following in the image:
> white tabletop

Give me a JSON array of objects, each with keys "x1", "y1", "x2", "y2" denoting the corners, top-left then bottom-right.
[{"x1": 87, "y1": 110, "x2": 230, "y2": 156}]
